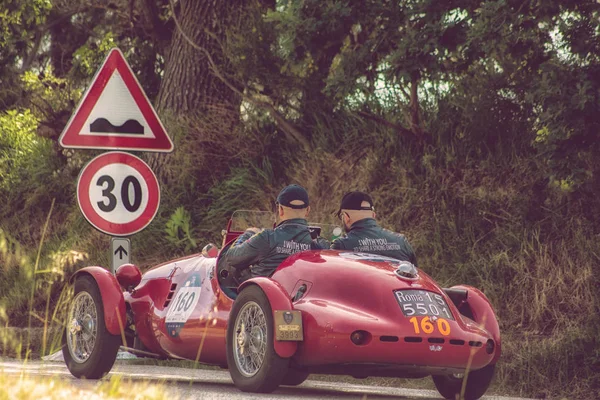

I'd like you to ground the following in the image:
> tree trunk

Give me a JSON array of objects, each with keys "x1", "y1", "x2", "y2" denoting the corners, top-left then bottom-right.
[
  {"x1": 149, "y1": 0, "x2": 252, "y2": 180},
  {"x1": 156, "y1": 0, "x2": 246, "y2": 114},
  {"x1": 409, "y1": 72, "x2": 421, "y2": 135}
]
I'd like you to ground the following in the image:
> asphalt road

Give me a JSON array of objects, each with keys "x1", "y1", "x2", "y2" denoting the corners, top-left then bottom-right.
[{"x1": 0, "y1": 360, "x2": 530, "y2": 400}]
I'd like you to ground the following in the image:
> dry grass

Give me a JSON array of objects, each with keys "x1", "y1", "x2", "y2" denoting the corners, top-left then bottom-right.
[{"x1": 0, "y1": 373, "x2": 168, "y2": 400}]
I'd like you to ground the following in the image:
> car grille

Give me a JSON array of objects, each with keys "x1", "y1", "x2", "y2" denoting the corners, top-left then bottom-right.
[{"x1": 163, "y1": 283, "x2": 177, "y2": 308}]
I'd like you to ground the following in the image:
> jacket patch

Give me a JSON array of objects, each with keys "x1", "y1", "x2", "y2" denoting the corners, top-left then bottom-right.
[
  {"x1": 354, "y1": 238, "x2": 402, "y2": 253},
  {"x1": 276, "y1": 240, "x2": 311, "y2": 255}
]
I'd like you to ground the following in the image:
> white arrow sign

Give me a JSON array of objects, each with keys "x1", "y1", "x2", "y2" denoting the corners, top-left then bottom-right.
[{"x1": 111, "y1": 237, "x2": 130, "y2": 273}]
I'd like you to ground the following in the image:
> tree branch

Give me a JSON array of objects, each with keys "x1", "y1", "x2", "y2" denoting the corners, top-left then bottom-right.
[
  {"x1": 356, "y1": 110, "x2": 420, "y2": 140},
  {"x1": 398, "y1": 83, "x2": 411, "y2": 102},
  {"x1": 21, "y1": 30, "x2": 44, "y2": 72}
]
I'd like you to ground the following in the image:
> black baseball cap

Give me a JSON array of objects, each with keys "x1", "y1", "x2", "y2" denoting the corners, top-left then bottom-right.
[
  {"x1": 336, "y1": 191, "x2": 374, "y2": 218},
  {"x1": 276, "y1": 184, "x2": 310, "y2": 209}
]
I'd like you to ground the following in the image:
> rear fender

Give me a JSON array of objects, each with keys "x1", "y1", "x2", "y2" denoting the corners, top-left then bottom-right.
[
  {"x1": 239, "y1": 278, "x2": 298, "y2": 358},
  {"x1": 452, "y1": 285, "x2": 501, "y2": 363},
  {"x1": 71, "y1": 267, "x2": 126, "y2": 336}
]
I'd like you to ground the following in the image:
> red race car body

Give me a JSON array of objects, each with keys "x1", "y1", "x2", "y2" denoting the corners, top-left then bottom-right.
[{"x1": 63, "y1": 211, "x2": 501, "y2": 399}]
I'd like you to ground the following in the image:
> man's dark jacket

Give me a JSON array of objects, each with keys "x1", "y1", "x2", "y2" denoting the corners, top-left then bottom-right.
[
  {"x1": 221, "y1": 218, "x2": 325, "y2": 277},
  {"x1": 330, "y1": 218, "x2": 417, "y2": 265}
]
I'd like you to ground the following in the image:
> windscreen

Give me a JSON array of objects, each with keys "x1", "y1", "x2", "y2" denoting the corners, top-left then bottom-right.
[
  {"x1": 308, "y1": 222, "x2": 344, "y2": 242},
  {"x1": 228, "y1": 210, "x2": 344, "y2": 242}
]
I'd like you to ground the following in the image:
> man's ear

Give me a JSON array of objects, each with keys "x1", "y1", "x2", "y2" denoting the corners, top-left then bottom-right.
[
  {"x1": 344, "y1": 212, "x2": 353, "y2": 226},
  {"x1": 305, "y1": 206, "x2": 311, "y2": 217}
]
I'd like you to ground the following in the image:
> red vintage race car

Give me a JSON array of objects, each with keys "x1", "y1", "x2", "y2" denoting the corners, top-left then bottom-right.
[{"x1": 62, "y1": 211, "x2": 501, "y2": 400}]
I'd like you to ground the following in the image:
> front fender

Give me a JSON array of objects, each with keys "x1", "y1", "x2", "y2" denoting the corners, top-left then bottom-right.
[
  {"x1": 71, "y1": 267, "x2": 126, "y2": 336},
  {"x1": 240, "y1": 278, "x2": 298, "y2": 358},
  {"x1": 452, "y1": 285, "x2": 501, "y2": 363}
]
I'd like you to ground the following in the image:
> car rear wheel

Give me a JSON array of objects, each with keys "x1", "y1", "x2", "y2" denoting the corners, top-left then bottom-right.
[
  {"x1": 432, "y1": 363, "x2": 495, "y2": 400},
  {"x1": 62, "y1": 275, "x2": 121, "y2": 379},
  {"x1": 226, "y1": 285, "x2": 289, "y2": 392},
  {"x1": 282, "y1": 369, "x2": 310, "y2": 386}
]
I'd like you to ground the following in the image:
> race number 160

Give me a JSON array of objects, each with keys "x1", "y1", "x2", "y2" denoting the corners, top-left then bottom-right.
[
  {"x1": 171, "y1": 291, "x2": 196, "y2": 313},
  {"x1": 409, "y1": 316, "x2": 451, "y2": 336},
  {"x1": 96, "y1": 175, "x2": 142, "y2": 212}
]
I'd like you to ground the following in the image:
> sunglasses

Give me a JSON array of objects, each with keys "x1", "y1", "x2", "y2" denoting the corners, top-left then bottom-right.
[{"x1": 337, "y1": 211, "x2": 349, "y2": 220}]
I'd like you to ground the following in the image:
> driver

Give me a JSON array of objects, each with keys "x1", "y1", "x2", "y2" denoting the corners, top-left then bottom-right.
[
  {"x1": 331, "y1": 191, "x2": 417, "y2": 265},
  {"x1": 219, "y1": 184, "x2": 325, "y2": 278}
]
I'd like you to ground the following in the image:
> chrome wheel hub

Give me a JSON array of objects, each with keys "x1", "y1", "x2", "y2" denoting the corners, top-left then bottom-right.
[
  {"x1": 233, "y1": 301, "x2": 267, "y2": 377},
  {"x1": 66, "y1": 291, "x2": 98, "y2": 364}
]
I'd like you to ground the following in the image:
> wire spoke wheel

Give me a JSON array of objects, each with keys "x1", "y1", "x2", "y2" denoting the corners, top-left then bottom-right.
[
  {"x1": 226, "y1": 285, "x2": 290, "y2": 393},
  {"x1": 233, "y1": 301, "x2": 267, "y2": 377},
  {"x1": 62, "y1": 275, "x2": 121, "y2": 379},
  {"x1": 67, "y1": 291, "x2": 98, "y2": 363}
]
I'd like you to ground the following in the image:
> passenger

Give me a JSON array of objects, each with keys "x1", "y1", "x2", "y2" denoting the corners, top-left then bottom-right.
[
  {"x1": 220, "y1": 184, "x2": 326, "y2": 278},
  {"x1": 331, "y1": 191, "x2": 417, "y2": 265}
]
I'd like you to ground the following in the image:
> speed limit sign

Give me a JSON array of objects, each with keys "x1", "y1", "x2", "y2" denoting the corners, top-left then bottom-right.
[{"x1": 77, "y1": 151, "x2": 160, "y2": 236}]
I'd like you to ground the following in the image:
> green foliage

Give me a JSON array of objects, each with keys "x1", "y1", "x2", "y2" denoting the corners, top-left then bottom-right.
[
  {"x1": 227, "y1": 0, "x2": 600, "y2": 191},
  {"x1": 21, "y1": 69, "x2": 82, "y2": 125},
  {"x1": 164, "y1": 207, "x2": 197, "y2": 253},
  {"x1": 0, "y1": 0, "x2": 52, "y2": 60},
  {"x1": 0, "y1": 0, "x2": 49, "y2": 52},
  {"x1": 72, "y1": 32, "x2": 118, "y2": 76},
  {"x1": 0, "y1": 0, "x2": 52, "y2": 110},
  {"x1": 531, "y1": 62, "x2": 600, "y2": 187},
  {"x1": 0, "y1": 108, "x2": 72, "y2": 243},
  {"x1": 0, "y1": 109, "x2": 45, "y2": 190}
]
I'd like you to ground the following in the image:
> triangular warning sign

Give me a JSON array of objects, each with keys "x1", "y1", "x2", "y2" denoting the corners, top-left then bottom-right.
[{"x1": 59, "y1": 48, "x2": 174, "y2": 153}]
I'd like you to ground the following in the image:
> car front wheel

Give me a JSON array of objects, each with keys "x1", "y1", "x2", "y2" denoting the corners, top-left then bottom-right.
[
  {"x1": 432, "y1": 363, "x2": 495, "y2": 400},
  {"x1": 226, "y1": 285, "x2": 289, "y2": 392},
  {"x1": 62, "y1": 275, "x2": 121, "y2": 379}
]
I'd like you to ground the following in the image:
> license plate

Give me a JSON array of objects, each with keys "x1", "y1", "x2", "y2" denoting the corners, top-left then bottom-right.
[
  {"x1": 274, "y1": 310, "x2": 303, "y2": 341},
  {"x1": 394, "y1": 290, "x2": 454, "y2": 320}
]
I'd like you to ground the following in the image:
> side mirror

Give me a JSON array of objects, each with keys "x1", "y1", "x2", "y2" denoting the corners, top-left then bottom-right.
[{"x1": 202, "y1": 243, "x2": 219, "y2": 258}]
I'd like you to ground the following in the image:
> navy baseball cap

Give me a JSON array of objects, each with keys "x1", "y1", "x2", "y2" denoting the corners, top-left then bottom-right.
[
  {"x1": 276, "y1": 184, "x2": 310, "y2": 209},
  {"x1": 336, "y1": 191, "x2": 374, "y2": 218}
]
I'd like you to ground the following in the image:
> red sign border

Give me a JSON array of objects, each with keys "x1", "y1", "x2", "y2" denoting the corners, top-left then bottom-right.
[
  {"x1": 77, "y1": 151, "x2": 160, "y2": 236},
  {"x1": 60, "y1": 48, "x2": 174, "y2": 153}
]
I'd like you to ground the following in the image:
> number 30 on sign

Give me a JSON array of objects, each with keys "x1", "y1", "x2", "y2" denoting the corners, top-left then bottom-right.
[{"x1": 77, "y1": 151, "x2": 160, "y2": 236}]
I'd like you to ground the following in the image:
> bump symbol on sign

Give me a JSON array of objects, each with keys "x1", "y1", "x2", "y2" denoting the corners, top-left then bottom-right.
[{"x1": 59, "y1": 48, "x2": 173, "y2": 152}]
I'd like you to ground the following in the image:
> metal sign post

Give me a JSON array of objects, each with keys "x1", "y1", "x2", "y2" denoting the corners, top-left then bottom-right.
[{"x1": 111, "y1": 237, "x2": 131, "y2": 273}]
